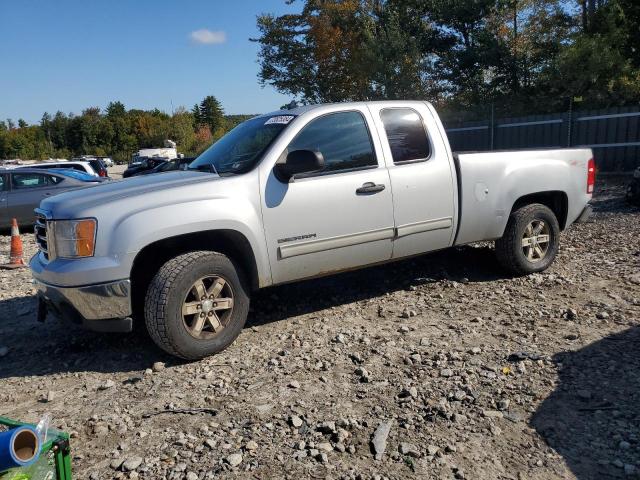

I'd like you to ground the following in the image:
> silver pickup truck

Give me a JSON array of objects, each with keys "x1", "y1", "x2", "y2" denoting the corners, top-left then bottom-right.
[{"x1": 31, "y1": 101, "x2": 594, "y2": 359}]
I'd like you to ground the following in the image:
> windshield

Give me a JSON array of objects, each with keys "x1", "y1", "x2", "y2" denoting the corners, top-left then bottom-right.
[
  {"x1": 189, "y1": 115, "x2": 295, "y2": 175},
  {"x1": 156, "y1": 159, "x2": 178, "y2": 172}
]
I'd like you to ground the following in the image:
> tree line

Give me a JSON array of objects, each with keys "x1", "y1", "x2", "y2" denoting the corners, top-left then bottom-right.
[
  {"x1": 4, "y1": 0, "x2": 638, "y2": 160},
  {"x1": 254, "y1": 0, "x2": 640, "y2": 120},
  {"x1": 0, "y1": 96, "x2": 254, "y2": 162}
]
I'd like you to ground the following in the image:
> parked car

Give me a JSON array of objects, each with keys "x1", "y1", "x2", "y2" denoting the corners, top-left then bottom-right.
[
  {"x1": 122, "y1": 157, "x2": 169, "y2": 178},
  {"x1": 627, "y1": 167, "x2": 640, "y2": 205},
  {"x1": 32, "y1": 101, "x2": 594, "y2": 360},
  {"x1": 72, "y1": 157, "x2": 109, "y2": 178},
  {"x1": 134, "y1": 157, "x2": 195, "y2": 176},
  {"x1": 0, "y1": 168, "x2": 104, "y2": 229},
  {"x1": 15, "y1": 160, "x2": 100, "y2": 177}
]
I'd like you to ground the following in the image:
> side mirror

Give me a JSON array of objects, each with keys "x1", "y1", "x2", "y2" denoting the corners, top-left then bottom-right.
[{"x1": 274, "y1": 149, "x2": 324, "y2": 182}]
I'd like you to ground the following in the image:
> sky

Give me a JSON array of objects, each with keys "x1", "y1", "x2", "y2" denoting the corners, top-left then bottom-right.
[{"x1": 0, "y1": 0, "x2": 301, "y2": 124}]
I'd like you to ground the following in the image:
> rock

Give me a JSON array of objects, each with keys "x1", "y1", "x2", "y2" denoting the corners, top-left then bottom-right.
[
  {"x1": 482, "y1": 410, "x2": 504, "y2": 419},
  {"x1": 497, "y1": 399, "x2": 510, "y2": 411},
  {"x1": 624, "y1": 464, "x2": 636, "y2": 475},
  {"x1": 152, "y1": 361, "x2": 165, "y2": 372},
  {"x1": 440, "y1": 368, "x2": 454, "y2": 377},
  {"x1": 333, "y1": 334, "x2": 346, "y2": 344},
  {"x1": 317, "y1": 442, "x2": 332, "y2": 452},
  {"x1": 225, "y1": 453, "x2": 243, "y2": 467},
  {"x1": 204, "y1": 439, "x2": 216, "y2": 449},
  {"x1": 186, "y1": 473, "x2": 198, "y2": 480},
  {"x1": 288, "y1": 380, "x2": 301, "y2": 389},
  {"x1": 245, "y1": 440, "x2": 258, "y2": 451},
  {"x1": 121, "y1": 456, "x2": 143, "y2": 472},
  {"x1": 371, "y1": 420, "x2": 393, "y2": 460},
  {"x1": 427, "y1": 445, "x2": 440, "y2": 456},
  {"x1": 596, "y1": 311, "x2": 609, "y2": 319},
  {"x1": 399, "y1": 442, "x2": 420, "y2": 458},
  {"x1": 98, "y1": 379, "x2": 115, "y2": 390},
  {"x1": 619, "y1": 441, "x2": 631, "y2": 450},
  {"x1": 46, "y1": 390, "x2": 55, "y2": 402},
  {"x1": 290, "y1": 415, "x2": 303, "y2": 428},
  {"x1": 355, "y1": 367, "x2": 370, "y2": 383},
  {"x1": 507, "y1": 351, "x2": 543, "y2": 362},
  {"x1": 0, "y1": 346, "x2": 8, "y2": 357},
  {"x1": 110, "y1": 458, "x2": 125, "y2": 470},
  {"x1": 399, "y1": 386, "x2": 418, "y2": 399}
]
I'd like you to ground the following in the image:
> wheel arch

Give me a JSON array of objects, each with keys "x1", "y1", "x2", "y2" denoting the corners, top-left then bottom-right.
[
  {"x1": 509, "y1": 191, "x2": 568, "y2": 230},
  {"x1": 130, "y1": 229, "x2": 260, "y2": 322}
]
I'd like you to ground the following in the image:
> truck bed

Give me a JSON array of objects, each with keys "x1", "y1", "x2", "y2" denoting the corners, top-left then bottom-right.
[{"x1": 452, "y1": 148, "x2": 593, "y2": 246}]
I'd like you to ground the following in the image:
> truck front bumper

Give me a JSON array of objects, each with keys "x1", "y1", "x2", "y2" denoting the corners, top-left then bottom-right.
[{"x1": 35, "y1": 279, "x2": 133, "y2": 333}]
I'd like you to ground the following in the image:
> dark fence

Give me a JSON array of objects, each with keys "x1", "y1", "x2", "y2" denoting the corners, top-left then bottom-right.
[{"x1": 443, "y1": 105, "x2": 640, "y2": 172}]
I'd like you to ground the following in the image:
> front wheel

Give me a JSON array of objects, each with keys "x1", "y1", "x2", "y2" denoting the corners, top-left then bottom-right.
[
  {"x1": 495, "y1": 203, "x2": 560, "y2": 276},
  {"x1": 144, "y1": 251, "x2": 250, "y2": 360}
]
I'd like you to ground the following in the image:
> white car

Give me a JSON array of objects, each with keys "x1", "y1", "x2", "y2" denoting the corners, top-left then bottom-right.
[{"x1": 15, "y1": 160, "x2": 99, "y2": 177}]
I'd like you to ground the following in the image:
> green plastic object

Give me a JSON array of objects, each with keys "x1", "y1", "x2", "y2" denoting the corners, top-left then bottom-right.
[{"x1": 0, "y1": 416, "x2": 72, "y2": 480}]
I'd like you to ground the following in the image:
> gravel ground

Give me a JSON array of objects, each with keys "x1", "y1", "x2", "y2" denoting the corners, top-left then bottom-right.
[{"x1": 0, "y1": 178, "x2": 638, "y2": 480}]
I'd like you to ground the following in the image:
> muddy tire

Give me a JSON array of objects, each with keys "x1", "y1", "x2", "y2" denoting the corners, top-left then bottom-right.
[
  {"x1": 144, "y1": 251, "x2": 249, "y2": 360},
  {"x1": 495, "y1": 203, "x2": 560, "y2": 276}
]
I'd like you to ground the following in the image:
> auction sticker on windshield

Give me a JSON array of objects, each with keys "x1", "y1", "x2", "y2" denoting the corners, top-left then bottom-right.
[{"x1": 265, "y1": 115, "x2": 295, "y2": 125}]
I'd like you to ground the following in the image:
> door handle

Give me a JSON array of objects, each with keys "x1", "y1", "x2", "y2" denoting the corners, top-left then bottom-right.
[{"x1": 356, "y1": 182, "x2": 385, "y2": 194}]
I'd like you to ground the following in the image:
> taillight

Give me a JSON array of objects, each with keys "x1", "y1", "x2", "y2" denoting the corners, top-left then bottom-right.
[
  {"x1": 587, "y1": 158, "x2": 595, "y2": 194},
  {"x1": 99, "y1": 170, "x2": 106, "y2": 177}
]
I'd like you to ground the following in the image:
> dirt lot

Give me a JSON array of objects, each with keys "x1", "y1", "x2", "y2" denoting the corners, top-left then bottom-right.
[{"x1": 0, "y1": 178, "x2": 638, "y2": 480}]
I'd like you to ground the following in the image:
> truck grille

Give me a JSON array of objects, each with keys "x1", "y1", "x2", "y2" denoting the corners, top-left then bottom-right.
[{"x1": 34, "y1": 211, "x2": 49, "y2": 261}]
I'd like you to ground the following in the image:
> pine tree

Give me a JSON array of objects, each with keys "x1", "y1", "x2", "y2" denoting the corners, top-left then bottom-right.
[{"x1": 198, "y1": 96, "x2": 225, "y2": 135}]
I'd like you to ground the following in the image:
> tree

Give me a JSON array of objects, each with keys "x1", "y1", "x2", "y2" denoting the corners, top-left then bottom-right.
[{"x1": 197, "y1": 95, "x2": 225, "y2": 135}]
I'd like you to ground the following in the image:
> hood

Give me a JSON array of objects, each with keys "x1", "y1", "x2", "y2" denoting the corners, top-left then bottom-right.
[{"x1": 41, "y1": 170, "x2": 219, "y2": 218}]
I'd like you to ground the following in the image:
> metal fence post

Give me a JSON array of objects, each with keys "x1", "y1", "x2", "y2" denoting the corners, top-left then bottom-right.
[
  {"x1": 490, "y1": 103, "x2": 495, "y2": 150},
  {"x1": 567, "y1": 96, "x2": 573, "y2": 147}
]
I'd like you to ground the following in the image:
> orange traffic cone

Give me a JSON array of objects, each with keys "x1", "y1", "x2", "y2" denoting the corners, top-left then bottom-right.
[{"x1": 1, "y1": 218, "x2": 26, "y2": 269}]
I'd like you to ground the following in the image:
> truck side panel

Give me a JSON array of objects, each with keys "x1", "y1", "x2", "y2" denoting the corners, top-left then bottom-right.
[{"x1": 454, "y1": 149, "x2": 593, "y2": 246}]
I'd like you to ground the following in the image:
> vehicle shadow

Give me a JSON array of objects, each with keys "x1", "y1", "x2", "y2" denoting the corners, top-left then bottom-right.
[
  {"x1": 0, "y1": 243, "x2": 502, "y2": 380},
  {"x1": 248, "y1": 243, "x2": 502, "y2": 327},
  {"x1": 531, "y1": 326, "x2": 640, "y2": 479}
]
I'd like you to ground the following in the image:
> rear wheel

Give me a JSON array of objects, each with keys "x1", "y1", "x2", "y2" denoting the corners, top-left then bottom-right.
[
  {"x1": 495, "y1": 203, "x2": 560, "y2": 275},
  {"x1": 144, "y1": 251, "x2": 249, "y2": 360}
]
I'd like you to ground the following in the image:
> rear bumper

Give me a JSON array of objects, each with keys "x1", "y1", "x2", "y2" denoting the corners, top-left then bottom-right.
[
  {"x1": 576, "y1": 204, "x2": 593, "y2": 223},
  {"x1": 35, "y1": 278, "x2": 132, "y2": 332}
]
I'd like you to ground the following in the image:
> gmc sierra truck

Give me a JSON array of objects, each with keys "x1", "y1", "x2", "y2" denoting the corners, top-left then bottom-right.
[{"x1": 31, "y1": 101, "x2": 594, "y2": 359}]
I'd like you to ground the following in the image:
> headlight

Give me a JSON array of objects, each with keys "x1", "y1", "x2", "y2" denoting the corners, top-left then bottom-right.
[{"x1": 50, "y1": 219, "x2": 97, "y2": 259}]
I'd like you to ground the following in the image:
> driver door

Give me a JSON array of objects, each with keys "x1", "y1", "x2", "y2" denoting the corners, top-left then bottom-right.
[{"x1": 260, "y1": 108, "x2": 395, "y2": 284}]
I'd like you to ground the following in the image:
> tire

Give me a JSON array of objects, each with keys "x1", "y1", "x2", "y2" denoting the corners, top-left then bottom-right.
[
  {"x1": 495, "y1": 203, "x2": 560, "y2": 276},
  {"x1": 144, "y1": 251, "x2": 250, "y2": 360}
]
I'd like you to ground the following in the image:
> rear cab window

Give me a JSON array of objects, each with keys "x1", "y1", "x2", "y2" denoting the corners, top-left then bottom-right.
[{"x1": 380, "y1": 108, "x2": 431, "y2": 164}]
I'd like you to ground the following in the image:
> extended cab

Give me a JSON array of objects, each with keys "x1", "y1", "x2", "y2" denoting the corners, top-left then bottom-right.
[{"x1": 31, "y1": 101, "x2": 594, "y2": 359}]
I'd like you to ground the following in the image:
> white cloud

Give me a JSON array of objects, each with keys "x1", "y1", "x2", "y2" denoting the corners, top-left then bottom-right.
[{"x1": 190, "y1": 29, "x2": 226, "y2": 45}]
